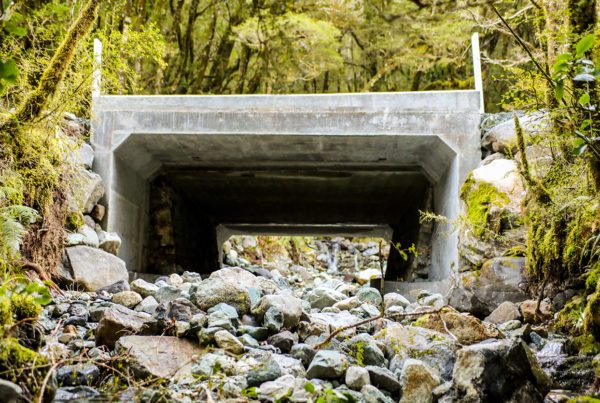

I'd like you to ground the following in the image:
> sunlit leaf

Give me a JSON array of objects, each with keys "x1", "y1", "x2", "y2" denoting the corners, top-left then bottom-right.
[
  {"x1": 579, "y1": 93, "x2": 591, "y2": 106},
  {"x1": 0, "y1": 60, "x2": 19, "y2": 83},
  {"x1": 576, "y1": 34, "x2": 596, "y2": 58}
]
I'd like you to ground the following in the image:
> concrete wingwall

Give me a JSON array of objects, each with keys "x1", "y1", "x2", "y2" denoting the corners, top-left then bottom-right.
[{"x1": 91, "y1": 91, "x2": 481, "y2": 285}]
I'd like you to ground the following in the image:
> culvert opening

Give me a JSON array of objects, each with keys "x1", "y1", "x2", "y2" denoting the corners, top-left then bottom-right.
[{"x1": 143, "y1": 167, "x2": 435, "y2": 281}]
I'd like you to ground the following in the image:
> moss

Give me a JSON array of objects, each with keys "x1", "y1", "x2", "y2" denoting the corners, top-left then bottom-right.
[
  {"x1": 567, "y1": 397, "x2": 600, "y2": 403},
  {"x1": 584, "y1": 287, "x2": 600, "y2": 341},
  {"x1": 553, "y1": 295, "x2": 585, "y2": 334},
  {"x1": 574, "y1": 334, "x2": 600, "y2": 355},
  {"x1": 461, "y1": 175, "x2": 510, "y2": 238},
  {"x1": 585, "y1": 261, "x2": 600, "y2": 293},
  {"x1": 0, "y1": 297, "x2": 13, "y2": 327},
  {"x1": 66, "y1": 211, "x2": 84, "y2": 230},
  {"x1": 10, "y1": 294, "x2": 42, "y2": 321}
]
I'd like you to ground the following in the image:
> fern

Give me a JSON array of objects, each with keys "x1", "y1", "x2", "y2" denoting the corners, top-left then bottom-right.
[{"x1": 0, "y1": 204, "x2": 39, "y2": 262}]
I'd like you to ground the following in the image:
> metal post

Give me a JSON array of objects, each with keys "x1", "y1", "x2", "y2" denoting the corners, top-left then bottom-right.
[
  {"x1": 92, "y1": 38, "x2": 102, "y2": 98},
  {"x1": 471, "y1": 32, "x2": 485, "y2": 113}
]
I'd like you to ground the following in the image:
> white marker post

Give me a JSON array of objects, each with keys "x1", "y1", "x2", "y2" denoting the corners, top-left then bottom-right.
[
  {"x1": 92, "y1": 38, "x2": 102, "y2": 98},
  {"x1": 471, "y1": 32, "x2": 485, "y2": 113}
]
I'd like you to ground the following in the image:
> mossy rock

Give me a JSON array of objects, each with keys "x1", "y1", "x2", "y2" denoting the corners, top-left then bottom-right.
[{"x1": 11, "y1": 294, "x2": 42, "y2": 321}]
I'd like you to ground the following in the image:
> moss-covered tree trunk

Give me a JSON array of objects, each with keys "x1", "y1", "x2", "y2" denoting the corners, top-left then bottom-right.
[{"x1": 0, "y1": 0, "x2": 100, "y2": 139}]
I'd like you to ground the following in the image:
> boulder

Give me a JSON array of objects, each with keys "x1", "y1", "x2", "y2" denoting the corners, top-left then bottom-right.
[
  {"x1": 450, "y1": 257, "x2": 529, "y2": 316},
  {"x1": 0, "y1": 379, "x2": 23, "y2": 403},
  {"x1": 68, "y1": 169, "x2": 105, "y2": 214},
  {"x1": 482, "y1": 112, "x2": 549, "y2": 154},
  {"x1": 191, "y1": 275, "x2": 252, "y2": 315},
  {"x1": 66, "y1": 246, "x2": 128, "y2": 291},
  {"x1": 98, "y1": 231, "x2": 121, "y2": 255},
  {"x1": 96, "y1": 305, "x2": 151, "y2": 348},
  {"x1": 306, "y1": 350, "x2": 348, "y2": 380},
  {"x1": 251, "y1": 292, "x2": 303, "y2": 328},
  {"x1": 415, "y1": 307, "x2": 500, "y2": 345},
  {"x1": 452, "y1": 339, "x2": 551, "y2": 402},
  {"x1": 400, "y1": 359, "x2": 440, "y2": 403},
  {"x1": 116, "y1": 336, "x2": 203, "y2": 380},
  {"x1": 484, "y1": 301, "x2": 521, "y2": 324},
  {"x1": 214, "y1": 330, "x2": 245, "y2": 354},
  {"x1": 346, "y1": 366, "x2": 370, "y2": 390}
]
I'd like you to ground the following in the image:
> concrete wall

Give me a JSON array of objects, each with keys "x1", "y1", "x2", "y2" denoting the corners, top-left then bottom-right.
[{"x1": 91, "y1": 91, "x2": 481, "y2": 283}]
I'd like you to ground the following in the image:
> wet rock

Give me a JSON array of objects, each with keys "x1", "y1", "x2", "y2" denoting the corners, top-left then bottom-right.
[
  {"x1": 96, "y1": 304, "x2": 151, "y2": 348},
  {"x1": 306, "y1": 287, "x2": 346, "y2": 309},
  {"x1": 345, "y1": 366, "x2": 370, "y2": 390},
  {"x1": 251, "y1": 292, "x2": 303, "y2": 329},
  {"x1": 400, "y1": 359, "x2": 440, "y2": 403},
  {"x1": 453, "y1": 339, "x2": 551, "y2": 402},
  {"x1": 130, "y1": 278, "x2": 159, "y2": 298},
  {"x1": 112, "y1": 291, "x2": 142, "y2": 308},
  {"x1": 307, "y1": 350, "x2": 348, "y2": 380},
  {"x1": 365, "y1": 365, "x2": 401, "y2": 394},
  {"x1": 415, "y1": 307, "x2": 500, "y2": 345},
  {"x1": 484, "y1": 301, "x2": 521, "y2": 324},
  {"x1": 56, "y1": 363, "x2": 100, "y2": 386},
  {"x1": 342, "y1": 333, "x2": 385, "y2": 366},
  {"x1": 215, "y1": 330, "x2": 245, "y2": 354},
  {"x1": 116, "y1": 336, "x2": 203, "y2": 380},
  {"x1": 66, "y1": 246, "x2": 128, "y2": 291},
  {"x1": 0, "y1": 379, "x2": 23, "y2": 403},
  {"x1": 267, "y1": 330, "x2": 298, "y2": 353}
]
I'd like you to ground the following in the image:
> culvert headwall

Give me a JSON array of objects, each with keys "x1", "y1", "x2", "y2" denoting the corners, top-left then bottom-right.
[{"x1": 91, "y1": 91, "x2": 481, "y2": 290}]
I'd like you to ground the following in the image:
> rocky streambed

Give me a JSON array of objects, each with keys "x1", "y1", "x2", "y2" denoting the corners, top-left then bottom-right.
[{"x1": 1, "y1": 238, "x2": 593, "y2": 403}]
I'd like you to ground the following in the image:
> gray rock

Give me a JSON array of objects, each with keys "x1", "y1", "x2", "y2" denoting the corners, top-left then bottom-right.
[
  {"x1": 482, "y1": 112, "x2": 549, "y2": 154},
  {"x1": 95, "y1": 304, "x2": 151, "y2": 348},
  {"x1": 239, "y1": 334, "x2": 260, "y2": 348},
  {"x1": 356, "y1": 287, "x2": 382, "y2": 306},
  {"x1": 135, "y1": 296, "x2": 159, "y2": 315},
  {"x1": 208, "y1": 303, "x2": 239, "y2": 319},
  {"x1": 343, "y1": 333, "x2": 385, "y2": 366},
  {"x1": 267, "y1": 330, "x2": 298, "y2": 353},
  {"x1": 56, "y1": 363, "x2": 100, "y2": 386},
  {"x1": 264, "y1": 306, "x2": 284, "y2": 333},
  {"x1": 71, "y1": 142, "x2": 94, "y2": 169},
  {"x1": 246, "y1": 356, "x2": 283, "y2": 386},
  {"x1": 399, "y1": 359, "x2": 440, "y2": 403},
  {"x1": 215, "y1": 330, "x2": 245, "y2": 354},
  {"x1": 239, "y1": 325, "x2": 269, "y2": 341},
  {"x1": 130, "y1": 278, "x2": 159, "y2": 298},
  {"x1": 68, "y1": 169, "x2": 105, "y2": 214},
  {"x1": 346, "y1": 366, "x2": 370, "y2": 390},
  {"x1": 96, "y1": 280, "x2": 130, "y2": 295},
  {"x1": 307, "y1": 350, "x2": 348, "y2": 380},
  {"x1": 190, "y1": 276, "x2": 252, "y2": 315},
  {"x1": 0, "y1": 379, "x2": 22, "y2": 403},
  {"x1": 116, "y1": 335, "x2": 203, "y2": 380},
  {"x1": 453, "y1": 339, "x2": 551, "y2": 402},
  {"x1": 66, "y1": 246, "x2": 128, "y2": 291},
  {"x1": 112, "y1": 291, "x2": 142, "y2": 308},
  {"x1": 259, "y1": 374, "x2": 295, "y2": 401},
  {"x1": 365, "y1": 365, "x2": 401, "y2": 394},
  {"x1": 154, "y1": 285, "x2": 186, "y2": 304},
  {"x1": 360, "y1": 384, "x2": 394, "y2": 403},
  {"x1": 98, "y1": 231, "x2": 121, "y2": 255},
  {"x1": 54, "y1": 386, "x2": 100, "y2": 401},
  {"x1": 384, "y1": 292, "x2": 410, "y2": 310},
  {"x1": 76, "y1": 224, "x2": 99, "y2": 247},
  {"x1": 207, "y1": 310, "x2": 236, "y2": 332},
  {"x1": 291, "y1": 343, "x2": 317, "y2": 367},
  {"x1": 306, "y1": 287, "x2": 346, "y2": 309},
  {"x1": 251, "y1": 292, "x2": 303, "y2": 328},
  {"x1": 485, "y1": 301, "x2": 522, "y2": 324}
]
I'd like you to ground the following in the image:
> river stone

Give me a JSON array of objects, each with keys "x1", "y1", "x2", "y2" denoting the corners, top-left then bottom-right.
[
  {"x1": 116, "y1": 335, "x2": 203, "y2": 380},
  {"x1": 453, "y1": 339, "x2": 551, "y2": 402},
  {"x1": 415, "y1": 307, "x2": 500, "y2": 345},
  {"x1": 135, "y1": 296, "x2": 159, "y2": 315},
  {"x1": 356, "y1": 287, "x2": 382, "y2": 306},
  {"x1": 76, "y1": 224, "x2": 99, "y2": 247},
  {"x1": 246, "y1": 356, "x2": 283, "y2": 386},
  {"x1": 307, "y1": 350, "x2": 348, "y2": 380},
  {"x1": 259, "y1": 374, "x2": 295, "y2": 401},
  {"x1": 264, "y1": 306, "x2": 285, "y2": 332},
  {"x1": 306, "y1": 287, "x2": 346, "y2": 309},
  {"x1": 214, "y1": 330, "x2": 245, "y2": 354},
  {"x1": 346, "y1": 366, "x2": 370, "y2": 390},
  {"x1": 271, "y1": 353, "x2": 306, "y2": 377},
  {"x1": 251, "y1": 292, "x2": 303, "y2": 328},
  {"x1": 342, "y1": 333, "x2": 385, "y2": 366},
  {"x1": 112, "y1": 291, "x2": 142, "y2": 308},
  {"x1": 130, "y1": 278, "x2": 158, "y2": 298},
  {"x1": 0, "y1": 379, "x2": 22, "y2": 403},
  {"x1": 54, "y1": 386, "x2": 100, "y2": 401},
  {"x1": 239, "y1": 334, "x2": 260, "y2": 348},
  {"x1": 190, "y1": 276, "x2": 252, "y2": 315},
  {"x1": 400, "y1": 359, "x2": 440, "y2": 403},
  {"x1": 96, "y1": 304, "x2": 151, "y2": 348},
  {"x1": 365, "y1": 365, "x2": 401, "y2": 394},
  {"x1": 208, "y1": 303, "x2": 239, "y2": 319},
  {"x1": 520, "y1": 299, "x2": 553, "y2": 324},
  {"x1": 66, "y1": 246, "x2": 128, "y2": 291},
  {"x1": 267, "y1": 330, "x2": 298, "y2": 353},
  {"x1": 384, "y1": 293, "x2": 410, "y2": 310},
  {"x1": 154, "y1": 285, "x2": 186, "y2": 304},
  {"x1": 360, "y1": 384, "x2": 394, "y2": 403},
  {"x1": 291, "y1": 343, "x2": 317, "y2": 367},
  {"x1": 484, "y1": 301, "x2": 521, "y2": 324},
  {"x1": 97, "y1": 280, "x2": 129, "y2": 295},
  {"x1": 374, "y1": 325, "x2": 457, "y2": 381},
  {"x1": 192, "y1": 352, "x2": 237, "y2": 377},
  {"x1": 56, "y1": 363, "x2": 100, "y2": 386}
]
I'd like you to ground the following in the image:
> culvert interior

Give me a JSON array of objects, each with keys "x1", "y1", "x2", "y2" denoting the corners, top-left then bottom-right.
[{"x1": 91, "y1": 92, "x2": 482, "y2": 293}]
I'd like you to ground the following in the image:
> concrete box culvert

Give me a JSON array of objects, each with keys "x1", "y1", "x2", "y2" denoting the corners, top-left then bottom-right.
[{"x1": 91, "y1": 91, "x2": 481, "y2": 292}]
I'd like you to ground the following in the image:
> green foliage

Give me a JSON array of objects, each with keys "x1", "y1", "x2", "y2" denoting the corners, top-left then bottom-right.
[
  {"x1": 460, "y1": 174, "x2": 510, "y2": 238},
  {"x1": 302, "y1": 380, "x2": 355, "y2": 403}
]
